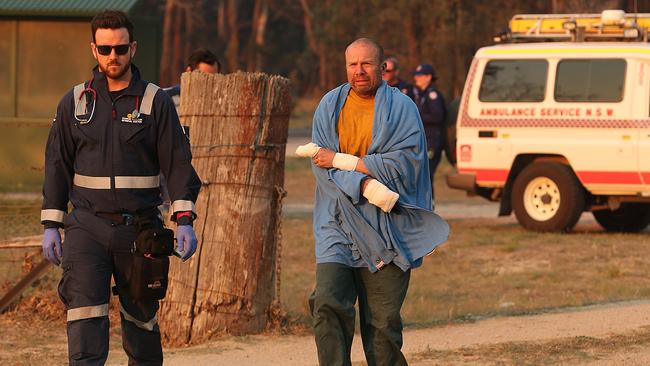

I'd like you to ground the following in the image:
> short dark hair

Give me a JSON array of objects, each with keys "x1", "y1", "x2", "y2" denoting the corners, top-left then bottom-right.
[
  {"x1": 91, "y1": 10, "x2": 134, "y2": 43},
  {"x1": 187, "y1": 48, "x2": 221, "y2": 71}
]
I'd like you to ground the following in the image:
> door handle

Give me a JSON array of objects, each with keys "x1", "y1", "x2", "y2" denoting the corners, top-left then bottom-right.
[{"x1": 478, "y1": 130, "x2": 497, "y2": 138}]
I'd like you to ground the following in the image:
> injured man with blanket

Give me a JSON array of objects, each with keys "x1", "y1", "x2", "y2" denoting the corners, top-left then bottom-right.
[{"x1": 295, "y1": 38, "x2": 449, "y2": 366}]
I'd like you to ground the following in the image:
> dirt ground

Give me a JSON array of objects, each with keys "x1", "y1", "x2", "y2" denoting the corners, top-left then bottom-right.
[
  {"x1": 130, "y1": 300, "x2": 650, "y2": 366},
  {"x1": 5, "y1": 138, "x2": 650, "y2": 364}
]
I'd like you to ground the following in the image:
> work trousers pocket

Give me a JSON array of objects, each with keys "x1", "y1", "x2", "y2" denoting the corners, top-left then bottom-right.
[{"x1": 130, "y1": 255, "x2": 169, "y2": 301}]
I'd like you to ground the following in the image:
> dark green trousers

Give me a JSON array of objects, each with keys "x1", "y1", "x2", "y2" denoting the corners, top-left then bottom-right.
[{"x1": 309, "y1": 262, "x2": 411, "y2": 366}]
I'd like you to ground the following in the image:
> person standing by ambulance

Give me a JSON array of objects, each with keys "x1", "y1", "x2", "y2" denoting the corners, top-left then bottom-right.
[
  {"x1": 40, "y1": 10, "x2": 201, "y2": 365},
  {"x1": 412, "y1": 63, "x2": 446, "y2": 198}
]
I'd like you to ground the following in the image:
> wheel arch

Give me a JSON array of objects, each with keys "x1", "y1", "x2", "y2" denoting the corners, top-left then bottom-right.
[{"x1": 499, "y1": 154, "x2": 574, "y2": 216}]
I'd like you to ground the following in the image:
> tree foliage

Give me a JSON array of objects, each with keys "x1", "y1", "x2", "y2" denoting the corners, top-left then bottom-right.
[{"x1": 159, "y1": 0, "x2": 650, "y2": 97}]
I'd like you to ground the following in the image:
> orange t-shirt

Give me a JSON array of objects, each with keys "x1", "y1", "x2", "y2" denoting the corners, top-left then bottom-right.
[{"x1": 337, "y1": 89, "x2": 374, "y2": 157}]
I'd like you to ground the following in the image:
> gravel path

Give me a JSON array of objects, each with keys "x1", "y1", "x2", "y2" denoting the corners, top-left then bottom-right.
[{"x1": 144, "y1": 300, "x2": 650, "y2": 366}]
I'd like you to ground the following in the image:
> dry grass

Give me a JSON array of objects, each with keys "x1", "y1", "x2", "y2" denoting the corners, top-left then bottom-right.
[
  {"x1": 283, "y1": 157, "x2": 316, "y2": 206},
  {"x1": 406, "y1": 218, "x2": 650, "y2": 326},
  {"x1": 0, "y1": 287, "x2": 128, "y2": 365},
  {"x1": 280, "y1": 215, "x2": 650, "y2": 329},
  {"x1": 281, "y1": 151, "x2": 650, "y2": 326},
  {"x1": 7, "y1": 215, "x2": 649, "y2": 363},
  {"x1": 0, "y1": 126, "x2": 47, "y2": 193},
  {"x1": 289, "y1": 97, "x2": 319, "y2": 130},
  {"x1": 5, "y1": 134, "x2": 650, "y2": 363},
  {"x1": 0, "y1": 198, "x2": 42, "y2": 240},
  {"x1": 411, "y1": 326, "x2": 650, "y2": 365}
]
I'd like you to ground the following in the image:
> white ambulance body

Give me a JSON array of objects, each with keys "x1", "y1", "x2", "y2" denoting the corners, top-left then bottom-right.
[{"x1": 447, "y1": 11, "x2": 650, "y2": 232}]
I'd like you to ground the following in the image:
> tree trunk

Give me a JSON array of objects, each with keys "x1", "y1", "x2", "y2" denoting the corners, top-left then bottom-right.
[
  {"x1": 226, "y1": 0, "x2": 240, "y2": 73},
  {"x1": 299, "y1": 0, "x2": 329, "y2": 92},
  {"x1": 405, "y1": 9, "x2": 420, "y2": 71},
  {"x1": 159, "y1": 0, "x2": 178, "y2": 86},
  {"x1": 159, "y1": 71, "x2": 291, "y2": 346},
  {"x1": 247, "y1": 0, "x2": 269, "y2": 72}
]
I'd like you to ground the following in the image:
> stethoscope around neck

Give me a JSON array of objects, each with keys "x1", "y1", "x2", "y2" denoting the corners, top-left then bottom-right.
[
  {"x1": 74, "y1": 78, "x2": 97, "y2": 124},
  {"x1": 74, "y1": 78, "x2": 141, "y2": 124}
]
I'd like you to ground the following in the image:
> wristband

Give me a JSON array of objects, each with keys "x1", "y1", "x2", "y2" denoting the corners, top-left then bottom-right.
[
  {"x1": 332, "y1": 153, "x2": 360, "y2": 171},
  {"x1": 174, "y1": 211, "x2": 194, "y2": 226}
]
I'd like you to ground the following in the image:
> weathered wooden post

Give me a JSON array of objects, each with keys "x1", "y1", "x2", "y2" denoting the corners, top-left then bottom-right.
[{"x1": 159, "y1": 71, "x2": 291, "y2": 345}]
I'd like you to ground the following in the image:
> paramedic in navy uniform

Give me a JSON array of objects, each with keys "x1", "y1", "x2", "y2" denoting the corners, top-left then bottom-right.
[{"x1": 40, "y1": 10, "x2": 201, "y2": 365}]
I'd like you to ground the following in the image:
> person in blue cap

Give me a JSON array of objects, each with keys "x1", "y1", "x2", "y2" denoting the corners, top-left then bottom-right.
[{"x1": 412, "y1": 63, "x2": 447, "y2": 198}]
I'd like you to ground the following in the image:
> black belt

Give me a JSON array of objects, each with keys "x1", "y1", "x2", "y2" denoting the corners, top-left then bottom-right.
[{"x1": 95, "y1": 209, "x2": 159, "y2": 226}]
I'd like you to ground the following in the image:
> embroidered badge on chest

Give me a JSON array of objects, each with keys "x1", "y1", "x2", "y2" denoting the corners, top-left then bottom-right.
[
  {"x1": 428, "y1": 91, "x2": 438, "y2": 100},
  {"x1": 122, "y1": 109, "x2": 143, "y2": 124}
]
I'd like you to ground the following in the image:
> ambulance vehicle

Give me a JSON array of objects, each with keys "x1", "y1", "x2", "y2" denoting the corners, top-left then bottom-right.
[{"x1": 447, "y1": 10, "x2": 650, "y2": 232}]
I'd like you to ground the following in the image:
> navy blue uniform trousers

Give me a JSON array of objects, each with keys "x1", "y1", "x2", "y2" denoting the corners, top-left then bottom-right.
[{"x1": 58, "y1": 209, "x2": 163, "y2": 365}]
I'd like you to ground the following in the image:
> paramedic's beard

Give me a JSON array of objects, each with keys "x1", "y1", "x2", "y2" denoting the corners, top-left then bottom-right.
[{"x1": 100, "y1": 58, "x2": 131, "y2": 80}]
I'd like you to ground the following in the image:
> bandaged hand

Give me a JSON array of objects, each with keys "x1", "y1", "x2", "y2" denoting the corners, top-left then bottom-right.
[
  {"x1": 298, "y1": 142, "x2": 360, "y2": 171},
  {"x1": 362, "y1": 179, "x2": 399, "y2": 212},
  {"x1": 296, "y1": 142, "x2": 321, "y2": 157}
]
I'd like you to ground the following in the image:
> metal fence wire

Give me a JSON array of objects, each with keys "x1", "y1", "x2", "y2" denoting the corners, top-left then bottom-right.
[
  {"x1": 0, "y1": 202, "x2": 42, "y2": 240},
  {"x1": 0, "y1": 121, "x2": 48, "y2": 295}
]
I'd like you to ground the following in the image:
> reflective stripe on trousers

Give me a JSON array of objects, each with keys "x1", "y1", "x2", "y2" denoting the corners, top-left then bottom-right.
[{"x1": 67, "y1": 303, "x2": 109, "y2": 322}]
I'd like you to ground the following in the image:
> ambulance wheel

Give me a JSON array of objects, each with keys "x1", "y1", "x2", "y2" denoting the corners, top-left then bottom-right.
[
  {"x1": 593, "y1": 203, "x2": 650, "y2": 232},
  {"x1": 511, "y1": 162, "x2": 585, "y2": 232}
]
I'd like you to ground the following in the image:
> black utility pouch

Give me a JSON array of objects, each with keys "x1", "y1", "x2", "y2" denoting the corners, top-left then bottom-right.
[
  {"x1": 132, "y1": 228, "x2": 175, "y2": 256},
  {"x1": 129, "y1": 228, "x2": 175, "y2": 300}
]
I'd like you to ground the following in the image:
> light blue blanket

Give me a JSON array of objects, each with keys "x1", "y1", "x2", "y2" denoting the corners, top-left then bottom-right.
[{"x1": 311, "y1": 81, "x2": 449, "y2": 272}]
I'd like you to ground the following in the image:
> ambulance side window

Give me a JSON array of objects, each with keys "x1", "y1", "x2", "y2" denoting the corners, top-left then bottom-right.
[
  {"x1": 478, "y1": 60, "x2": 548, "y2": 102},
  {"x1": 555, "y1": 59, "x2": 626, "y2": 102}
]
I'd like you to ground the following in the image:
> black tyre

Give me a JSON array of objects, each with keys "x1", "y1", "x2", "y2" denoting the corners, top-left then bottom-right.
[
  {"x1": 593, "y1": 203, "x2": 650, "y2": 232},
  {"x1": 511, "y1": 162, "x2": 585, "y2": 232}
]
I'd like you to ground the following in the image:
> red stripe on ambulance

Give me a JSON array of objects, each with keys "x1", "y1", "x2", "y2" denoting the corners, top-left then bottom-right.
[
  {"x1": 460, "y1": 168, "x2": 646, "y2": 185},
  {"x1": 577, "y1": 171, "x2": 643, "y2": 185},
  {"x1": 458, "y1": 168, "x2": 509, "y2": 183}
]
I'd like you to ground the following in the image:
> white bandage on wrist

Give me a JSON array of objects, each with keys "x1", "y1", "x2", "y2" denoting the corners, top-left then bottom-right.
[
  {"x1": 332, "y1": 153, "x2": 360, "y2": 171},
  {"x1": 295, "y1": 142, "x2": 321, "y2": 157},
  {"x1": 362, "y1": 179, "x2": 399, "y2": 213}
]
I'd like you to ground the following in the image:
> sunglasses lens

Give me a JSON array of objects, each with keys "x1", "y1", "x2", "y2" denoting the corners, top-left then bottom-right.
[
  {"x1": 114, "y1": 45, "x2": 130, "y2": 55},
  {"x1": 96, "y1": 46, "x2": 112, "y2": 55},
  {"x1": 96, "y1": 44, "x2": 130, "y2": 56}
]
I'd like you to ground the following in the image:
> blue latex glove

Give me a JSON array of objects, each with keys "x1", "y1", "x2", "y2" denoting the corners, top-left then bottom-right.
[
  {"x1": 42, "y1": 228, "x2": 62, "y2": 266},
  {"x1": 175, "y1": 225, "x2": 198, "y2": 261}
]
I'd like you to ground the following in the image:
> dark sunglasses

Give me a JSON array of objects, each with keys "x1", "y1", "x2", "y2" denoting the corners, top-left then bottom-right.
[{"x1": 96, "y1": 44, "x2": 131, "y2": 56}]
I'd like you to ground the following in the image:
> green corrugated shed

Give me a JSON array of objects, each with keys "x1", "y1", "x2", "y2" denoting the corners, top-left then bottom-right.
[
  {"x1": 0, "y1": 0, "x2": 140, "y2": 17},
  {"x1": 0, "y1": 0, "x2": 162, "y2": 124}
]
